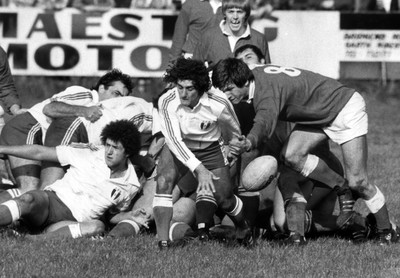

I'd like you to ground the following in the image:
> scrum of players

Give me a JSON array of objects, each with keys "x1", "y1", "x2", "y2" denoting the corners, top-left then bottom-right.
[{"x1": 0, "y1": 0, "x2": 398, "y2": 249}]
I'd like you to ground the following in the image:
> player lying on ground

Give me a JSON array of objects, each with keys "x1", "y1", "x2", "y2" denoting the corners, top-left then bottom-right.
[
  {"x1": 153, "y1": 57, "x2": 252, "y2": 249},
  {"x1": 213, "y1": 169, "x2": 400, "y2": 244},
  {"x1": 0, "y1": 120, "x2": 151, "y2": 239},
  {"x1": 39, "y1": 96, "x2": 162, "y2": 189},
  {"x1": 212, "y1": 57, "x2": 395, "y2": 245},
  {"x1": 0, "y1": 69, "x2": 133, "y2": 193}
]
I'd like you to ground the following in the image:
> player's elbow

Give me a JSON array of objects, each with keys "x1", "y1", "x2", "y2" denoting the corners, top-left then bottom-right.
[{"x1": 42, "y1": 103, "x2": 57, "y2": 117}]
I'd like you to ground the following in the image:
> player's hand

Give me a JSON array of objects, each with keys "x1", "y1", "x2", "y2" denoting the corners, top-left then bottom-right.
[
  {"x1": 84, "y1": 105, "x2": 103, "y2": 122},
  {"x1": 195, "y1": 164, "x2": 218, "y2": 194},
  {"x1": 229, "y1": 135, "x2": 249, "y2": 155},
  {"x1": 10, "y1": 104, "x2": 27, "y2": 115},
  {"x1": 128, "y1": 208, "x2": 151, "y2": 229}
]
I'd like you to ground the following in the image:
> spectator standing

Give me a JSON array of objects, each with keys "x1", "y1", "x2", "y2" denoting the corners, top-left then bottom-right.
[
  {"x1": 0, "y1": 46, "x2": 26, "y2": 120},
  {"x1": 193, "y1": 0, "x2": 271, "y2": 69},
  {"x1": 169, "y1": 0, "x2": 223, "y2": 61}
]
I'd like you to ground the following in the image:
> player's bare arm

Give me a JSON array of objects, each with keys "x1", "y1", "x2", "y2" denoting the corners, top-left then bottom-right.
[
  {"x1": 0, "y1": 144, "x2": 59, "y2": 162},
  {"x1": 108, "y1": 208, "x2": 151, "y2": 229},
  {"x1": 43, "y1": 101, "x2": 103, "y2": 122},
  {"x1": 9, "y1": 104, "x2": 27, "y2": 115}
]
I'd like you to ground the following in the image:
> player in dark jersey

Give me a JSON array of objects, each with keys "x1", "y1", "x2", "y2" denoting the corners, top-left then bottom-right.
[{"x1": 212, "y1": 57, "x2": 395, "y2": 245}]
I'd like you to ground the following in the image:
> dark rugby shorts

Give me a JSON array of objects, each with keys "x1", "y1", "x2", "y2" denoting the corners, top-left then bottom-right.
[
  {"x1": 42, "y1": 190, "x2": 77, "y2": 228},
  {"x1": 44, "y1": 117, "x2": 88, "y2": 147},
  {"x1": 0, "y1": 112, "x2": 42, "y2": 145}
]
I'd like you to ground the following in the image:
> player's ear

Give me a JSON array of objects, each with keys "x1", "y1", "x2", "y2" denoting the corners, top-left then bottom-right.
[
  {"x1": 261, "y1": 58, "x2": 266, "y2": 64},
  {"x1": 98, "y1": 84, "x2": 105, "y2": 94}
]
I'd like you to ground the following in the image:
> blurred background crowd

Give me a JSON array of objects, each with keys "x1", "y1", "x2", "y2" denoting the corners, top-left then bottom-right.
[{"x1": 0, "y1": 0, "x2": 398, "y2": 14}]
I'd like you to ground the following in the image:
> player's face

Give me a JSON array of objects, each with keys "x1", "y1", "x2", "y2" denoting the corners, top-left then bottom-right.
[
  {"x1": 104, "y1": 138, "x2": 128, "y2": 170},
  {"x1": 236, "y1": 49, "x2": 263, "y2": 67},
  {"x1": 177, "y1": 79, "x2": 201, "y2": 109},
  {"x1": 222, "y1": 83, "x2": 249, "y2": 104},
  {"x1": 99, "y1": 81, "x2": 130, "y2": 101},
  {"x1": 225, "y1": 7, "x2": 247, "y2": 36}
]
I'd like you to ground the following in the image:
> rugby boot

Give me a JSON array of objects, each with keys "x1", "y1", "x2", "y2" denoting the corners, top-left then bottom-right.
[
  {"x1": 366, "y1": 213, "x2": 400, "y2": 245},
  {"x1": 198, "y1": 228, "x2": 211, "y2": 242},
  {"x1": 236, "y1": 227, "x2": 255, "y2": 248},
  {"x1": 343, "y1": 211, "x2": 371, "y2": 243},
  {"x1": 280, "y1": 232, "x2": 307, "y2": 246},
  {"x1": 158, "y1": 240, "x2": 171, "y2": 250},
  {"x1": 335, "y1": 181, "x2": 355, "y2": 229}
]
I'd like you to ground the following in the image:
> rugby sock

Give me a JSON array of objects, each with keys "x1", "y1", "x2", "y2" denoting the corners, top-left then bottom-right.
[
  {"x1": 169, "y1": 222, "x2": 193, "y2": 241},
  {"x1": 335, "y1": 184, "x2": 355, "y2": 214},
  {"x1": 301, "y1": 154, "x2": 346, "y2": 189},
  {"x1": 0, "y1": 189, "x2": 21, "y2": 204},
  {"x1": 238, "y1": 192, "x2": 260, "y2": 228},
  {"x1": 225, "y1": 195, "x2": 249, "y2": 230},
  {"x1": 109, "y1": 220, "x2": 141, "y2": 238},
  {"x1": 365, "y1": 187, "x2": 391, "y2": 231},
  {"x1": 196, "y1": 192, "x2": 217, "y2": 230},
  {"x1": 0, "y1": 200, "x2": 20, "y2": 225},
  {"x1": 153, "y1": 194, "x2": 173, "y2": 242},
  {"x1": 6, "y1": 189, "x2": 21, "y2": 199},
  {"x1": 285, "y1": 197, "x2": 307, "y2": 236}
]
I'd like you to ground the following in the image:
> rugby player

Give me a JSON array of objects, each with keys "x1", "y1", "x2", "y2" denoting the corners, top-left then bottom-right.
[
  {"x1": 39, "y1": 96, "x2": 160, "y2": 188},
  {"x1": 0, "y1": 69, "x2": 133, "y2": 193},
  {"x1": 153, "y1": 57, "x2": 252, "y2": 249},
  {"x1": 231, "y1": 44, "x2": 347, "y2": 244},
  {"x1": 212, "y1": 57, "x2": 395, "y2": 244},
  {"x1": 0, "y1": 120, "x2": 147, "y2": 239}
]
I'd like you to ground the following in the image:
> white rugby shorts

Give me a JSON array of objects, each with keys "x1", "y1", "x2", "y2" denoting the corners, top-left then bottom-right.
[{"x1": 323, "y1": 92, "x2": 368, "y2": 145}]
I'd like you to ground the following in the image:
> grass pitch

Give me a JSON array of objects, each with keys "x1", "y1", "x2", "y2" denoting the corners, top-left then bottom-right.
[{"x1": 1, "y1": 78, "x2": 400, "y2": 277}]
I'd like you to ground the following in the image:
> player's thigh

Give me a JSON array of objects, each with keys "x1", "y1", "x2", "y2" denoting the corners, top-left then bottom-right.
[
  {"x1": 155, "y1": 145, "x2": 186, "y2": 194},
  {"x1": 282, "y1": 125, "x2": 328, "y2": 169},
  {"x1": 17, "y1": 190, "x2": 50, "y2": 225},
  {"x1": 172, "y1": 197, "x2": 196, "y2": 226},
  {"x1": 212, "y1": 166, "x2": 235, "y2": 202}
]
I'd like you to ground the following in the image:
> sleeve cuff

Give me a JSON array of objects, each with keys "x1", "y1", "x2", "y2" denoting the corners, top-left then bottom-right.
[
  {"x1": 246, "y1": 134, "x2": 257, "y2": 151},
  {"x1": 186, "y1": 157, "x2": 202, "y2": 172}
]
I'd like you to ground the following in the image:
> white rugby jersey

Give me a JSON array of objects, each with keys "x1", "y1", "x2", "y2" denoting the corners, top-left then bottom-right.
[
  {"x1": 28, "y1": 85, "x2": 99, "y2": 133},
  {"x1": 44, "y1": 145, "x2": 140, "y2": 222},
  {"x1": 158, "y1": 87, "x2": 241, "y2": 172},
  {"x1": 82, "y1": 96, "x2": 159, "y2": 145}
]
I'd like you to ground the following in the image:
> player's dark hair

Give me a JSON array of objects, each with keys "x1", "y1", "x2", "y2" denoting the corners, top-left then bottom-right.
[
  {"x1": 212, "y1": 58, "x2": 254, "y2": 90},
  {"x1": 92, "y1": 68, "x2": 134, "y2": 95},
  {"x1": 100, "y1": 120, "x2": 141, "y2": 157},
  {"x1": 234, "y1": 44, "x2": 264, "y2": 62},
  {"x1": 163, "y1": 57, "x2": 211, "y2": 96},
  {"x1": 222, "y1": 0, "x2": 251, "y2": 20}
]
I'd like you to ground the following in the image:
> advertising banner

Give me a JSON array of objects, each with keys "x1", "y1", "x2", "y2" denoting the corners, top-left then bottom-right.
[{"x1": 1, "y1": 8, "x2": 400, "y2": 78}]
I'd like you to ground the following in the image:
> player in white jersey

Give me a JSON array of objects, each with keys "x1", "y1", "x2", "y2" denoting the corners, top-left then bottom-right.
[
  {"x1": 0, "y1": 120, "x2": 150, "y2": 239},
  {"x1": 153, "y1": 57, "x2": 252, "y2": 249},
  {"x1": 38, "y1": 96, "x2": 160, "y2": 189},
  {"x1": 0, "y1": 69, "x2": 133, "y2": 193}
]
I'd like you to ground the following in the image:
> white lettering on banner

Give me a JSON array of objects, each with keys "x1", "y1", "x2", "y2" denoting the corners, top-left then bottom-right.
[
  {"x1": 1, "y1": 9, "x2": 400, "y2": 78},
  {"x1": 0, "y1": 8, "x2": 177, "y2": 77},
  {"x1": 342, "y1": 31, "x2": 400, "y2": 61}
]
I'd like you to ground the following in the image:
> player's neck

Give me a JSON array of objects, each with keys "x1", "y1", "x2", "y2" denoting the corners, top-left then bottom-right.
[{"x1": 109, "y1": 163, "x2": 128, "y2": 178}]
